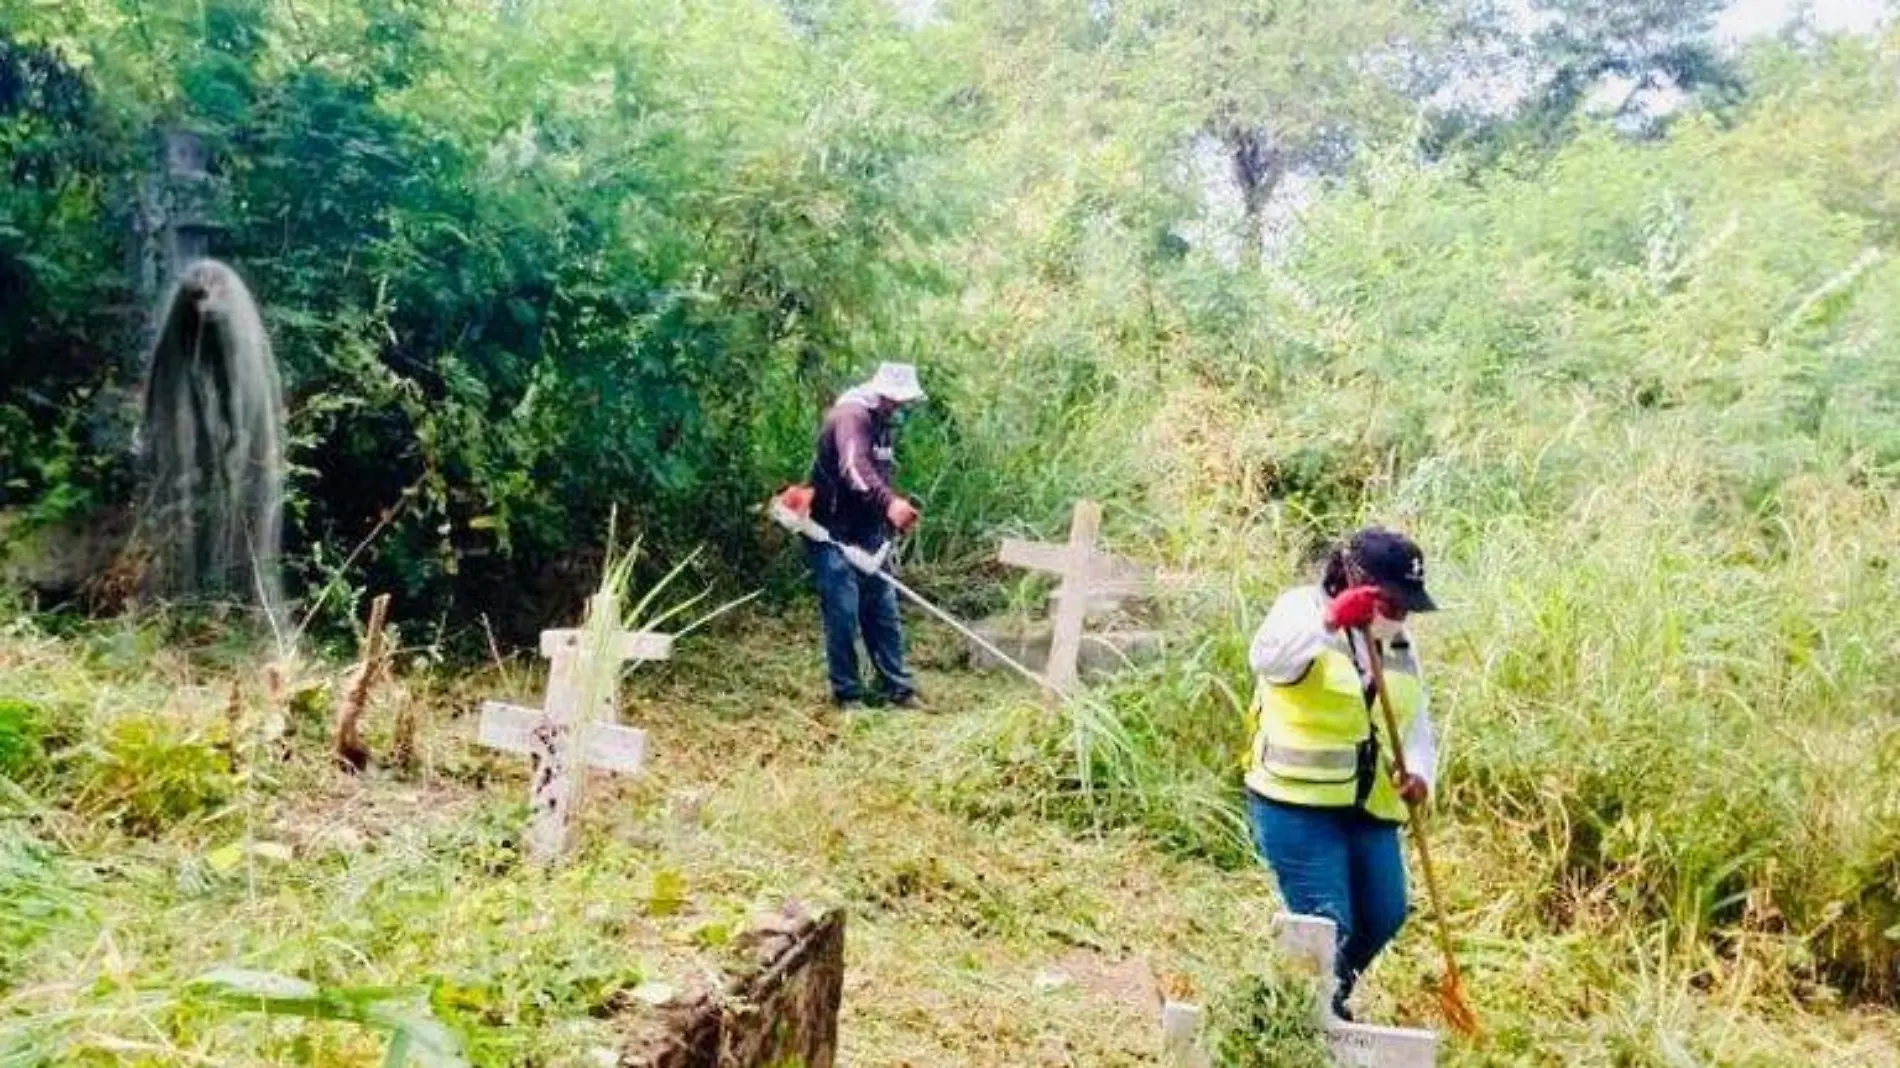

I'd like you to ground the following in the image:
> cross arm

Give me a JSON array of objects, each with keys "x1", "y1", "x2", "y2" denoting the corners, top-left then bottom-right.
[
  {"x1": 997, "y1": 538, "x2": 1153, "y2": 585},
  {"x1": 478, "y1": 701, "x2": 648, "y2": 775},
  {"x1": 540, "y1": 629, "x2": 674, "y2": 663}
]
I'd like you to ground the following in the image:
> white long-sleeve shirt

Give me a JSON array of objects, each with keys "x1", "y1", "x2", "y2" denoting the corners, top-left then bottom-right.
[{"x1": 1248, "y1": 585, "x2": 1439, "y2": 789}]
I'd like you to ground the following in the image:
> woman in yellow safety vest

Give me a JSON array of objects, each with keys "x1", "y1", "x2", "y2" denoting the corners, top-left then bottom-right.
[{"x1": 1246, "y1": 527, "x2": 1439, "y2": 1022}]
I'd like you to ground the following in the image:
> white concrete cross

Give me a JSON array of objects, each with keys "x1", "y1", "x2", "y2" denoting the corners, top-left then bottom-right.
[
  {"x1": 477, "y1": 592, "x2": 672, "y2": 863},
  {"x1": 1278, "y1": 913, "x2": 1438, "y2": 1067},
  {"x1": 996, "y1": 499, "x2": 1155, "y2": 694}
]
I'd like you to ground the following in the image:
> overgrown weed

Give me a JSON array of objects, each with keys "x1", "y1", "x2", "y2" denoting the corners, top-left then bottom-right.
[{"x1": 4, "y1": 605, "x2": 1899, "y2": 1065}]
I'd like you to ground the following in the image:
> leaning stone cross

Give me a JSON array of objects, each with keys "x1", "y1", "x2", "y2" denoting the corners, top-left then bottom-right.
[
  {"x1": 478, "y1": 593, "x2": 671, "y2": 863},
  {"x1": 1279, "y1": 913, "x2": 1438, "y2": 1066},
  {"x1": 996, "y1": 499, "x2": 1154, "y2": 694}
]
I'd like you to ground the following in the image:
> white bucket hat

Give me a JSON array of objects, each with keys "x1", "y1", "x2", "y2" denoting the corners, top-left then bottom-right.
[{"x1": 864, "y1": 361, "x2": 926, "y2": 404}]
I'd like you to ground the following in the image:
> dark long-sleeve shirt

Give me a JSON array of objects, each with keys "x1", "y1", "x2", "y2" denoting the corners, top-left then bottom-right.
[{"x1": 810, "y1": 389, "x2": 897, "y2": 550}]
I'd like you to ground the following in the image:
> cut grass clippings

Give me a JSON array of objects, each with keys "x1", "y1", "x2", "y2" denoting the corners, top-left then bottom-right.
[{"x1": 2, "y1": 607, "x2": 1898, "y2": 1066}]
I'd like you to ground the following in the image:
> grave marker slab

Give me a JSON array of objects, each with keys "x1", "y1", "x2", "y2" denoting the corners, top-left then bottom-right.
[{"x1": 1277, "y1": 913, "x2": 1438, "y2": 1068}]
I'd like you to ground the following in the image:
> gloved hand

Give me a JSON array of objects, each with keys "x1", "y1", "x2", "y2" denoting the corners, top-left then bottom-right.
[
  {"x1": 774, "y1": 483, "x2": 814, "y2": 518},
  {"x1": 1395, "y1": 772, "x2": 1430, "y2": 807},
  {"x1": 1325, "y1": 585, "x2": 1384, "y2": 632},
  {"x1": 886, "y1": 496, "x2": 920, "y2": 533}
]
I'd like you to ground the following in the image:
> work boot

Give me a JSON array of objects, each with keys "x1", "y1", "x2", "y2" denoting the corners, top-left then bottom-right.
[{"x1": 1330, "y1": 991, "x2": 1354, "y2": 1023}]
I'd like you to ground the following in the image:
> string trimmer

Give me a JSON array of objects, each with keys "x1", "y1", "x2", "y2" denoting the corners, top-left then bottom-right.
[
  {"x1": 1353, "y1": 627, "x2": 1481, "y2": 1037},
  {"x1": 768, "y1": 487, "x2": 1068, "y2": 700}
]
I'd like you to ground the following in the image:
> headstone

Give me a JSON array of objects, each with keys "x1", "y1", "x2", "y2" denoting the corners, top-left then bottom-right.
[
  {"x1": 991, "y1": 499, "x2": 1162, "y2": 693},
  {"x1": 162, "y1": 129, "x2": 220, "y2": 270},
  {"x1": 478, "y1": 593, "x2": 671, "y2": 863},
  {"x1": 134, "y1": 128, "x2": 229, "y2": 358},
  {"x1": 1277, "y1": 914, "x2": 1437, "y2": 1068}
]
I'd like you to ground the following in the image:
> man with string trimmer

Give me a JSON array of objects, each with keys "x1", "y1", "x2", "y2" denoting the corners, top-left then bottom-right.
[
  {"x1": 787, "y1": 363, "x2": 927, "y2": 710},
  {"x1": 774, "y1": 497, "x2": 1074, "y2": 714}
]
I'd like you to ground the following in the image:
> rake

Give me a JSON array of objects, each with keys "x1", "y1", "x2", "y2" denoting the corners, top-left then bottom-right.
[{"x1": 1354, "y1": 627, "x2": 1482, "y2": 1038}]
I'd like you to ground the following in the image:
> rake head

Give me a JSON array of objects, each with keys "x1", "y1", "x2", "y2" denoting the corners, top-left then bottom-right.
[{"x1": 1434, "y1": 972, "x2": 1482, "y2": 1037}]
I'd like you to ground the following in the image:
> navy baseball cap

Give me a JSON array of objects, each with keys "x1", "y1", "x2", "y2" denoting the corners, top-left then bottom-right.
[{"x1": 1349, "y1": 528, "x2": 1437, "y2": 613}]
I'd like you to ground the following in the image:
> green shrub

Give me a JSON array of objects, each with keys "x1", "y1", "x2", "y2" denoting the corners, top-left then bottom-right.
[
  {"x1": 0, "y1": 826, "x2": 87, "y2": 983},
  {"x1": 0, "y1": 697, "x2": 53, "y2": 783},
  {"x1": 947, "y1": 614, "x2": 1258, "y2": 870},
  {"x1": 1816, "y1": 805, "x2": 1900, "y2": 1000},
  {"x1": 1208, "y1": 970, "x2": 1329, "y2": 1067},
  {"x1": 67, "y1": 714, "x2": 235, "y2": 836}
]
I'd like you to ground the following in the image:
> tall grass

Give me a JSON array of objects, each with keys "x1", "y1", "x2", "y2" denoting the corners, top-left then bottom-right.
[
  {"x1": 949, "y1": 426, "x2": 1898, "y2": 1043},
  {"x1": 1425, "y1": 432, "x2": 1900, "y2": 998},
  {"x1": 933, "y1": 39, "x2": 1900, "y2": 1024}
]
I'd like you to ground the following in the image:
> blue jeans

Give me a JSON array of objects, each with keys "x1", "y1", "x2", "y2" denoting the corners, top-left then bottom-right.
[
  {"x1": 1246, "y1": 791, "x2": 1409, "y2": 1008},
  {"x1": 808, "y1": 541, "x2": 915, "y2": 703}
]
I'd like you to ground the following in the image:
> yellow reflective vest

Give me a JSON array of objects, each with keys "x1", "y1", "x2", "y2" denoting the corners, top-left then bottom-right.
[{"x1": 1246, "y1": 640, "x2": 1425, "y2": 825}]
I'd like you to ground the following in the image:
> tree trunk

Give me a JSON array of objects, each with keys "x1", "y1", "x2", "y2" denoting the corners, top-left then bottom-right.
[{"x1": 1228, "y1": 126, "x2": 1284, "y2": 270}]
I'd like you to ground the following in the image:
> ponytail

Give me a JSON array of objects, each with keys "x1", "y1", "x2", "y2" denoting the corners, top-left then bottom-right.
[{"x1": 1320, "y1": 543, "x2": 1352, "y2": 597}]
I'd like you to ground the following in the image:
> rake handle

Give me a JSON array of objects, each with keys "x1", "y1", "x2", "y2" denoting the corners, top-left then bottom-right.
[{"x1": 1356, "y1": 629, "x2": 1468, "y2": 994}]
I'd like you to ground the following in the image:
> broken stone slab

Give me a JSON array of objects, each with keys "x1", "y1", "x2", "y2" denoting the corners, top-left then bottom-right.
[
  {"x1": 624, "y1": 905, "x2": 844, "y2": 1068},
  {"x1": 1160, "y1": 999, "x2": 1210, "y2": 1068},
  {"x1": 0, "y1": 507, "x2": 134, "y2": 600},
  {"x1": 964, "y1": 617, "x2": 1163, "y2": 683},
  {"x1": 668, "y1": 788, "x2": 709, "y2": 830}
]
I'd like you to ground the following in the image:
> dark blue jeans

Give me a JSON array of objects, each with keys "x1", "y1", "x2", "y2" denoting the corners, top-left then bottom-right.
[
  {"x1": 808, "y1": 540, "x2": 915, "y2": 703},
  {"x1": 1246, "y1": 791, "x2": 1409, "y2": 1009}
]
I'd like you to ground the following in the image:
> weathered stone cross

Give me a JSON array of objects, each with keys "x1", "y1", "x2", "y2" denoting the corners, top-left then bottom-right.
[
  {"x1": 996, "y1": 499, "x2": 1156, "y2": 694},
  {"x1": 478, "y1": 592, "x2": 671, "y2": 863}
]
